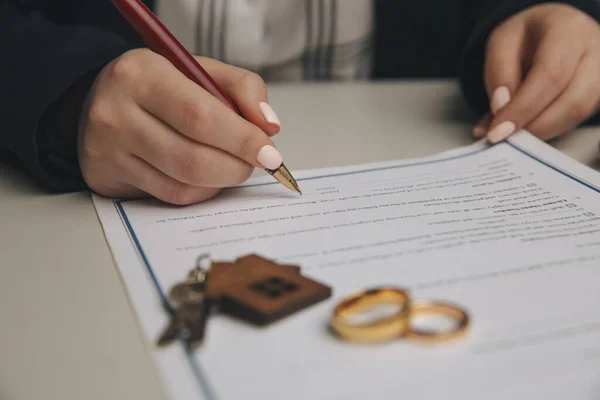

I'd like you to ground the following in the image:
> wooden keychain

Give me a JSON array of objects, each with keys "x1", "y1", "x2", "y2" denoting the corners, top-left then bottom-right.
[{"x1": 158, "y1": 254, "x2": 332, "y2": 349}]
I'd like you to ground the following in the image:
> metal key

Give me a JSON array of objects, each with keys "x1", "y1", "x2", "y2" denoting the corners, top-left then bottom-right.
[
  {"x1": 157, "y1": 255, "x2": 212, "y2": 349},
  {"x1": 157, "y1": 302, "x2": 210, "y2": 349},
  {"x1": 157, "y1": 253, "x2": 332, "y2": 349}
]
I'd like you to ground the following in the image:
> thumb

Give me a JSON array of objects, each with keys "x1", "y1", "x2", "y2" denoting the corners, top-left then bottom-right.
[
  {"x1": 484, "y1": 21, "x2": 527, "y2": 115},
  {"x1": 194, "y1": 56, "x2": 281, "y2": 136}
]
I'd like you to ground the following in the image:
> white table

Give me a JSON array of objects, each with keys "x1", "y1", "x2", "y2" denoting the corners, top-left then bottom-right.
[{"x1": 1, "y1": 80, "x2": 599, "y2": 400}]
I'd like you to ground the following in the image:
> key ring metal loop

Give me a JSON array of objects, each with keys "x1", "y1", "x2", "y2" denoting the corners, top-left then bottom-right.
[
  {"x1": 187, "y1": 253, "x2": 212, "y2": 282},
  {"x1": 167, "y1": 254, "x2": 213, "y2": 308},
  {"x1": 330, "y1": 287, "x2": 411, "y2": 343},
  {"x1": 196, "y1": 254, "x2": 213, "y2": 269}
]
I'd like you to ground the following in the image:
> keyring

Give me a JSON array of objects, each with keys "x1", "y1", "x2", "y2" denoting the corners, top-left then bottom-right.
[
  {"x1": 406, "y1": 300, "x2": 470, "y2": 343},
  {"x1": 330, "y1": 287, "x2": 411, "y2": 343}
]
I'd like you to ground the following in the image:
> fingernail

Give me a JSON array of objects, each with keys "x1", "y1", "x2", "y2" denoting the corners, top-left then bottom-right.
[
  {"x1": 491, "y1": 86, "x2": 511, "y2": 114},
  {"x1": 259, "y1": 102, "x2": 280, "y2": 127},
  {"x1": 473, "y1": 125, "x2": 487, "y2": 137},
  {"x1": 487, "y1": 121, "x2": 516, "y2": 143},
  {"x1": 257, "y1": 145, "x2": 283, "y2": 170}
]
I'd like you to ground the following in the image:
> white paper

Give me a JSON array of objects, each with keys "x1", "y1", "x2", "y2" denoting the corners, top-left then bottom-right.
[{"x1": 92, "y1": 131, "x2": 600, "y2": 400}]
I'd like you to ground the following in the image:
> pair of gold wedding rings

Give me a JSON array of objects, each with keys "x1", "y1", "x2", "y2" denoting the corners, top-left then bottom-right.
[{"x1": 330, "y1": 287, "x2": 470, "y2": 343}]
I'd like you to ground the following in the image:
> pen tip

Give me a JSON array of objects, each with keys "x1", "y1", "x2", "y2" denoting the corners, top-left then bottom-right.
[{"x1": 268, "y1": 164, "x2": 302, "y2": 195}]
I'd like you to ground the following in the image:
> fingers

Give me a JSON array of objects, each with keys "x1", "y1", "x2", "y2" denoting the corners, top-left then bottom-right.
[
  {"x1": 80, "y1": 154, "x2": 148, "y2": 200},
  {"x1": 197, "y1": 57, "x2": 281, "y2": 136},
  {"x1": 525, "y1": 53, "x2": 600, "y2": 140},
  {"x1": 138, "y1": 65, "x2": 283, "y2": 171},
  {"x1": 486, "y1": 32, "x2": 583, "y2": 143},
  {"x1": 473, "y1": 113, "x2": 492, "y2": 137},
  {"x1": 129, "y1": 107, "x2": 254, "y2": 188},
  {"x1": 124, "y1": 154, "x2": 221, "y2": 206},
  {"x1": 484, "y1": 20, "x2": 526, "y2": 115},
  {"x1": 80, "y1": 49, "x2": 276, "y2": 205}
]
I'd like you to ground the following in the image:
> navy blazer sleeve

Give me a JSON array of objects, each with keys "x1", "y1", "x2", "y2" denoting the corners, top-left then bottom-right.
[
  {"x1": 459, "y1": 0, "x2": 600, "y2": 122},
  {"x1": 0, "y1": 1, "x2": 136, "y2": 191}
]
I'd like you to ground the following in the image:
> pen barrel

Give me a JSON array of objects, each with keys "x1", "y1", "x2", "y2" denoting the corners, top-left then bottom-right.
[{"x1": 111, "y1": 0, "x2": 240, "y2": 115}]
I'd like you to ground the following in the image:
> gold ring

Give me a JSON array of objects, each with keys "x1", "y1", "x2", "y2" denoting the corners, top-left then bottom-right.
[
  {"x1": 330, "y1": 287, "x2": 411, "y2": 343},
  {"x1": 406, "y1": 300, "x2": 470, "y2": 343}
]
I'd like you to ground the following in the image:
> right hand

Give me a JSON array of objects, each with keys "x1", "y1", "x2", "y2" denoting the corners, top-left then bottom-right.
[{"x1": 78, "y1": 48, "x2": 282, "y2": 205}]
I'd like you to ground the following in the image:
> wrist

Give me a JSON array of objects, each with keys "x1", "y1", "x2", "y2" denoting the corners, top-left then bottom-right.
[{"x1": 44, "y1": 64, "x2": 106, "y2": 156}]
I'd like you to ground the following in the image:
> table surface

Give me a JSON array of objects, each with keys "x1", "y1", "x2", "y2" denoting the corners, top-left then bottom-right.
[{"x1": 1, "y1": 80, "x2": 599, "y2": 400}]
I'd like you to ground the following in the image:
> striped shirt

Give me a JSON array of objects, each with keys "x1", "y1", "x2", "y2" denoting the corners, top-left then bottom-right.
[{"x1": 156, "y1": 0, "x2": 374, "y2": 81}]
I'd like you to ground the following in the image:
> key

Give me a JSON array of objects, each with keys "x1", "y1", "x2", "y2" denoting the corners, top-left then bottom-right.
[
  {"x1": 157, "y1": 253, "x2": 332, "y2": 349},
  {"x1": 157, "y1": 255, "x2": 211, "y2": 349},
  {"x1": 157, "y1": 301, "x2": 210, "y2": 348},
  {"x1": 167, "y1": 254, "x2": 211, "y2": 307},
  {"x1": 168, "y1": 282, "x2": 205, "y2": 308}
]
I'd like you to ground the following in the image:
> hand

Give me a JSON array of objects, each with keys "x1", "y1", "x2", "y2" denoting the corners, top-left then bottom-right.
[
  {"x1": 78, "y1": 49, "x2": 282, "y2": 205},
  {"x1": 474, "y1": 4, "x2": 600, "y2": 143}
]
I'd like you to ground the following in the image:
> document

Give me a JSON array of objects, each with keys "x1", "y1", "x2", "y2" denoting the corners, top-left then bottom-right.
[{"x1": 92, "y1": 131, "x2": 600, "y2": 400}]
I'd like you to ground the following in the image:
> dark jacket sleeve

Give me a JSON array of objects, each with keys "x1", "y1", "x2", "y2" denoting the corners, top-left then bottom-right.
[
  {"x1": 459, "y1": 0, "x2": 600, "y2": 122},
  {"x1": 0, "y1": 2, "x2": 136, "y2": 191}
]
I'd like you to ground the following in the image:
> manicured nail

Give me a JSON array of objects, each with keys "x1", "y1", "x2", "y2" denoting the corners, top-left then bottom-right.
[
  {"x1": 487, "y1": 121, "x2": 516, "y2": 143},
  {"x1": 491, "y1": 86, "x2": 511, "y2": 114},
  {"x1": 473, "y1": 125, "x2": 487, "y2": 137},
  {"x1": 257, "y1": 145, "x2": 283, "y2": 170},
  {"x1": 259, "y1": 102, "x2": 280, "y2": 127}
]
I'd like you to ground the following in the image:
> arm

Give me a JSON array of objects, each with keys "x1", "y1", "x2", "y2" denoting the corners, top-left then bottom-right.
[
  {"x1": 458, "y1": 0, "x2": 600, "y2": 124},
  {"x1": 1, "y1": 2, "x2": 283, "y2": 206},
  {"x1": 0, "y1": 1, "x2": 136, "y2": 191}
]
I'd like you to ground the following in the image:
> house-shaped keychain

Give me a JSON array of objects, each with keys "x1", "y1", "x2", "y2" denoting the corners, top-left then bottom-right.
[{"x1": 205, "y1": 254, "x2": 332, "y2": 325}]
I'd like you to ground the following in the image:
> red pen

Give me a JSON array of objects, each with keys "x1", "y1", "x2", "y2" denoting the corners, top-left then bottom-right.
[{"x1": 111, "y1": 0, "x2": 301, "y2": 195}]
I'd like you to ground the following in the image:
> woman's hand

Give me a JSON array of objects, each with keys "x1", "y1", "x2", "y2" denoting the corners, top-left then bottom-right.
[
  {"x1": 78, "y1": 49, "x2": 282, "y2": 205},
  {"x1": 474, "y1": 3, "x2": 600, "y2": 143}
]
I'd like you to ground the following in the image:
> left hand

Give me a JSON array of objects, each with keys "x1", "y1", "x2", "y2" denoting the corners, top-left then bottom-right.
[{"x1": 474, "y1": 3, "x2": 600, "y2": 143}]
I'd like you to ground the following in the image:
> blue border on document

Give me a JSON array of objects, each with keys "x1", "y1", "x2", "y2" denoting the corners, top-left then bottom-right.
[
  {"x1": 114, "y1": 141, "x2": 600, "y2": 400},
  {"x1": 116, "y1": 202, "x2": 220, "y2": 400}
]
